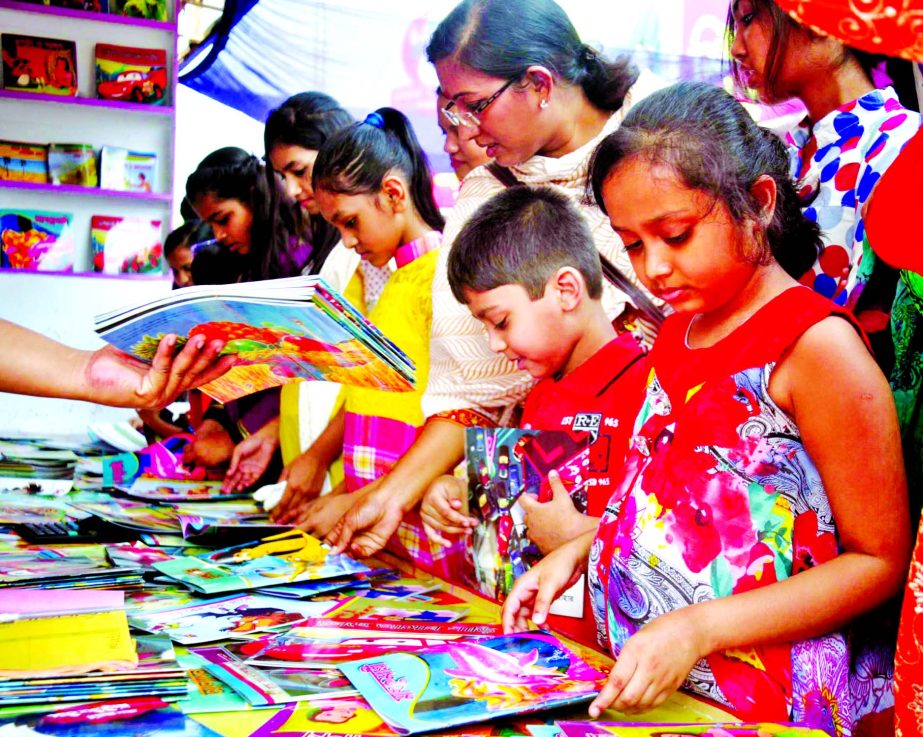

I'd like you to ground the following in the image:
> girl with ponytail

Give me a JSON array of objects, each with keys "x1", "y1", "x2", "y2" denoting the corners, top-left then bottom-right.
[{"x1": 271, "y1": 108, "x2": 456, "y2": 577}]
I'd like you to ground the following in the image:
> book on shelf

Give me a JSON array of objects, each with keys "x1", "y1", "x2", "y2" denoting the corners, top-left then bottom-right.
[
  {"x1": 93, "y1": 275, "x2": 417, "y2": 403},
  {"x1": 16, "y1": 1, "x2": 109, "y2": 10},
  {"x1": 90, "y1": 215, "x2": 163, "y2": 274},
  {"x1": 338, "y1": 630, "x2": 607, "y2": 735},
  {"x1": 0, "y1": 209, "x2": 74, "y2": 271},
  {"x1": 95, "y1": 44, "x2": 167, "y2": 105},
  {"x1": 48, "y1": 143, "x2": 97, "y2": 187},
  {"x1": 99, "y1": 146, "x2": 158, "y2": 192},
  {"x1": 0, "y1": 140, "x2": 48, "y2": 183},
  {"x1": 465, "y1": 427, "x2": 591, "y2": 617},
  {"x1": 1, "y1": 34, "x2": 78, "y2": 97},
  {"x1": 110, "y1": 0, "x2": 168, "y2": 21}
]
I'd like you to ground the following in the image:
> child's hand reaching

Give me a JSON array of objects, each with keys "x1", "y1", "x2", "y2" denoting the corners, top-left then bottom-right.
[
  {"x1": 501, "y1": 529, "x2": 592, "y2": 633},
  {"x1": 420, "y1": 474, "x2": 476, "y2": 546},
  {"x1": 519, "y1": 470, "x2": 599, "y2": 555},
  {"x1": 588, "y1": 608, "x2": 707, "y2": 716}
]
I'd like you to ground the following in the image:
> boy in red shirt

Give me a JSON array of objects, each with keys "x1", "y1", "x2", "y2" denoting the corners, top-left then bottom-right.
[{"x1": 421, "y1": 186, "x2": 647, "y2": 648}]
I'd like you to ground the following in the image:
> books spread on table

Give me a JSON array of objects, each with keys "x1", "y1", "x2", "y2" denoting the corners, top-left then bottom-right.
[
  {"x1": 94, "y1": 276, "x2": 416, "y2": 403},
  {"x1": 339, "y1": 630, "x2": 606, "y2": 735},
  {"x1": 465, "y1": 427, "x2": 590, "y2": 617},
  {"x1": 556, "y1": 724, "x2": 833, "y2": 737}
]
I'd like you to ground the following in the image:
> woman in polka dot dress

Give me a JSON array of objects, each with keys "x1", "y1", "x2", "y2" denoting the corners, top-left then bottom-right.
[{"x1": 727, "y1": 0, "x2": 920, "y2": 341}]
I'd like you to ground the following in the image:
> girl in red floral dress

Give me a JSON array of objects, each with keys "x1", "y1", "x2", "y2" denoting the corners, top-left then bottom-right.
[{"x1": 502, "y1": 81, "x2": 911, "y2": 737}]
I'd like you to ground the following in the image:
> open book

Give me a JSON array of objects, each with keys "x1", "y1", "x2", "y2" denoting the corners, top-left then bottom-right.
[{"x1": 94, "y1": 276, "x2": 415, "y2": 403}]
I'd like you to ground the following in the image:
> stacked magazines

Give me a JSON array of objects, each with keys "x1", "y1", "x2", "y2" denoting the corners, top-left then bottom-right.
[{"x1": 94, "y1": 276, "x2": 415, "y2": 403}]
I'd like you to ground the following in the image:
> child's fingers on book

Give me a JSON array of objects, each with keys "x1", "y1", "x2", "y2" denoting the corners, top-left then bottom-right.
[{"x1": 421, "y1": 520, "x2": 452, "y2": 547}]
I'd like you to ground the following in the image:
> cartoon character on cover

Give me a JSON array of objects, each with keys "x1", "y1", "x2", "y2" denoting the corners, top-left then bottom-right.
[{"x1": 502, "y1": 82, "x2": 909, "y2": 735}]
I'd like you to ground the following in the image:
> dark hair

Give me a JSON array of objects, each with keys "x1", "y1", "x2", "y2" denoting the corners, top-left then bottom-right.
[
  {"x1": 726, "y1": 0, "x2": 886, "y2": 100},
  {"x1": 264, "y1": 91, "x2": 354, "y2": 153},
  {"x1": 448, "y1": 185, "x2": 602, "y2": 303},
  {"x1": 191, "y1": 242, "x2": 245, "y2": 286},
  {"x1": 588, "y1": 81, "x2": 821, "y2": 279},
  {"x1": 426, "y1": 0, "x2": 638, "y2": 114},
  {"x1": 312, "y1": 108, "x2": 445, "y2": 233},
  {"x1": 164, "y1": 219, "x2": 212, "y2": 259},
  {"x1": 264, "y1": 92, "x2": 356, "y2": 270},
  {"x1": 185, "y1": 146, "x2": 317, "y2": 281}
]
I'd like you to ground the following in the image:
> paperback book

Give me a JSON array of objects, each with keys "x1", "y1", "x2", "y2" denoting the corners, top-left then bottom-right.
[
  {"x1": 120, "y1": 478, "x2": 248, "y2": 503},
  {"x1": 90, "y1": 215, "x2": 163, "y2": 274},
  {"x1": 339, "y1": 630, "x2": 607, "y2": 735},
  {"x1": 48, "y1": 143, "x2": 97, "y2": 186},
  {"x1": 556, "y1": 724, "x2": 833, "y2": 737},
  {"x1": 1, "y1": 34, "x2": 77, "y2": 96},
  {"x1": 99, "y1": 146, "x2": 158, "y2": 192},
  {"x1": 95, "y1": 44, "x2": 167, "y2": 105},
  {"x1": 321, "y1": 596, "x2": 468, "y2": 624},
  {"x1": 151, "y1": 530, "x2": 372, "y2": 595},
  {"x1": 110, "y1": 0, "x2": 168, "y2": 21},
  {"x1": 94, "y1": 276, "x2": 416, "y2": 403},
  {"x1": 0, "y1": 140, "x2": 48, "y2": 183},
  {"x1": 0, "y1": 210, "x2": 74, "y2": 271},
  {"x1": 128, "y1": 593, "x2": 334, "y2": 644}
]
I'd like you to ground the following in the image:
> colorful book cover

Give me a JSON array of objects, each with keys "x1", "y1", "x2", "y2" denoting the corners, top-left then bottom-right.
[
  {"x1": 94, "y1": 276, "x2": 416, "y2": 404},
  {"x1": 18, "y1": 0, "x2": 109, "y2": 10},
  {"x1": 0, "y1": 140, "x2": 48, "y2": 183},
  {"x1": 339, "y1": 631, "x2": 607, "y2": 735},
  {"x1": 99, "y1": 146, "x2": 158, "y2": 192},
  {"x1": 121, "y1": 478, "x2": 247, "y2": 503},
  {"x1": 321, "y1": 596, "x2": 468, "y2": 624},
  {"x1": 0, "y1": 698, "x2": 225, "y2": 737},
  {"x1": 1, "y1": 34, "x2": 77, "y2": 96},
  {"x1": 176, "y1": 516, "x2": 294, "y2": 547},
  {"x1": 0, "y1": 209, "x2": 73, "y2": 271},
  {"x1": 0, "y1": 212, "x2": 70, "y2": 275},
  {"x1": 95, "y1": 44, "x2": 167, "y2": 104},
  {"x1": 466, "y1": 427, "x2": 590, "y2": 615},
  {"x1": 90, "y1": 215, "x2": 163, "y2": 274},
  {"x1": 109, "y1": 0, "x2": 168, "y2": 21},
  {"x1": 151, "y1": 530, "x2": 372, "y2": 595},
  {"x1": 48, "y1": 143, "x2": 97, "y2": 186},
  {"x1": 127, "y1": 593, "x2": 334, "y2": 645},
  {"x1": 240, "y1": 696, "x2": 395, "y2": 737},
  {"x1": 555, "y1": 724, "x2": 833, "y2": 737}
]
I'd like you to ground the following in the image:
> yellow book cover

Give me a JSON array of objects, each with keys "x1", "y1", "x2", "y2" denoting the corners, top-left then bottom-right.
[{"x1": 0, "y1": 609, "x2": 137, "y2": 675}]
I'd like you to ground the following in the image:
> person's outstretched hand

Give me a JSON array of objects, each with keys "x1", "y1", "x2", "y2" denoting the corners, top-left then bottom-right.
[
  {"x1": 325, "y1": 476, "x2": 403, "y2": 557},
  {"x1": 273, "y1": 449, "x2": 330, "y2": 523},
  {"x1": 224, "y1": 434, "x2": 277, "y2": 494},
  {"x1": 84, "y1": 334, "x2": 232, "y2": 409},
  {"x1": 420, "y1": 474, "x2": 475, "y2": 546}
]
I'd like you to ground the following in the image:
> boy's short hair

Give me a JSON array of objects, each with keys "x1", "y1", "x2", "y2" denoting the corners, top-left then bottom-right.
[{"x1": 447, "y1": 186, "x2": 603, "y2": 303}]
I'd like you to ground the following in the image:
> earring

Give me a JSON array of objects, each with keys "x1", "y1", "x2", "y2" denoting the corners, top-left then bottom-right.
[{"x1": 540, "y1": 99, "x2": 549, "y2": 109}]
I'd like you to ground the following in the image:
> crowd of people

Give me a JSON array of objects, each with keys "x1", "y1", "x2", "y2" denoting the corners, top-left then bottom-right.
[{"x1": 6, "y1": 1, "x2": 922, "y2": 735}]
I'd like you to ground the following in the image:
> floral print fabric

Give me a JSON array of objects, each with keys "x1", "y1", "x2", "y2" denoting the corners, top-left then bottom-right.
[{"x1": 588, "y1": 287, "x2": 892, "y2": 736}]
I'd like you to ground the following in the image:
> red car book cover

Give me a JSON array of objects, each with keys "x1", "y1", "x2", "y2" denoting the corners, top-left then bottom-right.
[{"x1": 95, "y1": 43, "x2": 167, "y2": 105}]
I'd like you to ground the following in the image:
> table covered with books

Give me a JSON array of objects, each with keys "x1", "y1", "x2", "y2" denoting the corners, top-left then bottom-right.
[{"x1": 0, "y1": 437, "x2": 827, "y2": 737}]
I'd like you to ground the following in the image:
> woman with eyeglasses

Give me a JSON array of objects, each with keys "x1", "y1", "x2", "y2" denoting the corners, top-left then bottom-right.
[{"x1": 324, "y1": 0, "x2": 662, "y2": 565}]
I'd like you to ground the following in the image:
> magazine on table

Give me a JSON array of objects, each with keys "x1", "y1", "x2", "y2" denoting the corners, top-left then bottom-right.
[
  {"x1": 338, "y1": 630, "x2": 606, "y2": 735},
  {"x1": 465, "y1": 427, "x2": 591, "y2": 618},
  {"x1": 94, "y1": 276, "x2": 415, "y2": 403}
]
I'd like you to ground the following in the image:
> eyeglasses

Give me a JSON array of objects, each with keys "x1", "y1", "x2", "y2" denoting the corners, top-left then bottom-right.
[{"x1": 441, "y1": 77, "x2": 518, "y2": 128}]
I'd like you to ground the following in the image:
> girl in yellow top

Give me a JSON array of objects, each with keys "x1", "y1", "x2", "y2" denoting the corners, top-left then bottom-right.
[{"x1": 273, "y1": 108, "x2": 461, "y2": 576}]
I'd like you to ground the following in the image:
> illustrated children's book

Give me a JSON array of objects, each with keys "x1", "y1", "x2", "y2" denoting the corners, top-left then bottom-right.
[
  {"x1": 339, "y1": 630, "x2": 607, "y2": 735},
  {"x1": 95, "y1": 44, "x2": 167, "y2": 104},
  {"x1": 98, "y1": 146, "x2": 158, "y2": 192},
  {"x1": 128, "y1": 593, "x2": 334, "y2": 645},
  {"x1": 18, "y1": 0, "x2": 109, "y2": 10},
  {"x1": 110, "y1": 0, "x2": 168, "y2": 21},
  {"x1": 48, "y1": 143, "x2": 97, "y2": 186},
  {"x1": 321, "y1": 596, "x2": 468, "y2": 624},
  {"x1": 90, "y1": 215, "x2": 163, "y2": 274},
  {"x1": 94, "y1": 276, "x2": 416, "y2": 403},
  {"x1": 465, "y1": 427, "x2": 590, "y2": 616},
  {"x1": 151, "y1": 530, "x2": 372, "y2": 595},
  {"x1": 0, "y1": 140, "x2": 48, "y2": 183},
  {"x1": 121, "y1": 478, "x2": 249, "y2": 503},
  {"x1": 555, "y1": 724, "x2": 834, "y2": 737},
  {"x1": 0, "y1": 209, "x2": 73, "y2": 271},
  {"x1": 1, "y1": 34, "x2": 77, "y2": 96}
]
